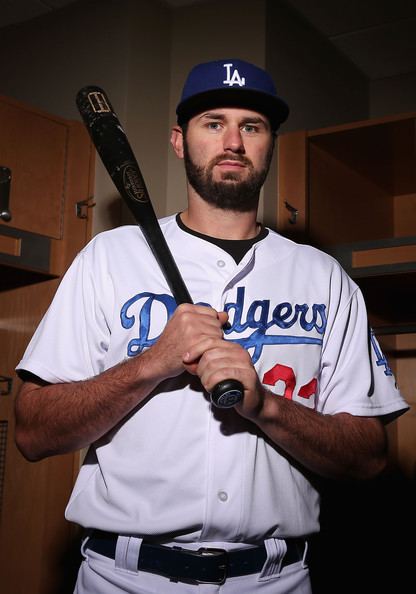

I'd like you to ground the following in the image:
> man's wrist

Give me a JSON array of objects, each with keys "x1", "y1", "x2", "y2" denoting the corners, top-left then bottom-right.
[{"x1": 242, "y1": 385, "x2": 276, "y2": 425}]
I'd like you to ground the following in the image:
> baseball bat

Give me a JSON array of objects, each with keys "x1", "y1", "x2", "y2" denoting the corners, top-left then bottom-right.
[{"x1": 76, "y1": 85, "x2": 244, "y2": 409}]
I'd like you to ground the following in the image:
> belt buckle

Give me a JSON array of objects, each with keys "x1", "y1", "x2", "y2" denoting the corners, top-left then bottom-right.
[{"x1": 194, "y1": 547, "x2": 227, "y2": 585}]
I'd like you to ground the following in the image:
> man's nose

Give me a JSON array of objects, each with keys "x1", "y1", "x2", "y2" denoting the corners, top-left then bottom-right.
[{"x1": 223, "y1": 126, "x2": 245, "y2": 153}]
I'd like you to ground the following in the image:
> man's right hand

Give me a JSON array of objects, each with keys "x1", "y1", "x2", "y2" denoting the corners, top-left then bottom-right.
[{"x1": 149, "y1": 303, "x2": 228, "y2": 380}]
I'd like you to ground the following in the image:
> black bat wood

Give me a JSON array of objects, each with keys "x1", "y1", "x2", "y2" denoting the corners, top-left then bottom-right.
[{"x1": 76, "y1": 86, "x2": 244, "y2": 409}]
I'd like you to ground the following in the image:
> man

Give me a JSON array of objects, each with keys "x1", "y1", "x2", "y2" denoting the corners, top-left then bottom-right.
[{"x1": 15, "y1": 59, "x2": 408, "y2": 593}]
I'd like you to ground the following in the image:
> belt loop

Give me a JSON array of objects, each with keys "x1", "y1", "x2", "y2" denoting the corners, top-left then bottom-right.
[
  {"x1": 115, "y1": 536, "x2": 143, "y2": 574},
  {"x1": 81, "y1": 530, "x2": 94, "y2": 560},
  {"x1": 258, "y1": 538, "x2": 287, "y2": 582},
  {"x1": 301, "y1": 540, "x2": 309, "y2": 569}
]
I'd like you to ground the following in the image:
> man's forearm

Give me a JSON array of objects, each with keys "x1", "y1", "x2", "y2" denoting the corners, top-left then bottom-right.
[
  {"x1": 251, "y1": 389, "x2": 388, "y2": 481},
  {"x1": 15, "y1": 350, "x2": 163, "y2": 461},
  {"x1": 15, "y1": 304, "x2": 234, "y2": 462}
]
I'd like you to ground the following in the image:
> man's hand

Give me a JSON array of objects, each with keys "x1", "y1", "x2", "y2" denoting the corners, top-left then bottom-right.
[
  {"x1": 184, "y1": 330, "x2": 265, "y2": 413},
  {"x1": 151, "y1": 304, "x2": 229, "y2": 380}
]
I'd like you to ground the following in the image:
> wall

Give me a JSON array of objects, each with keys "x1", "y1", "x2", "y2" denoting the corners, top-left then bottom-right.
[
  {"x1": 123, "y1": 0, "x2": 171, "y2": 226},
  {"x1": 0, "y1": 0, "x2": 171, "y2": 235},
  {"x1": 370, "y1": 71, "x2": 416, "y2": 118},
  {"x1": 266, "y1": 0, "x2": 369, "y2": 133},
  {"x1": 262, "y1": 0, "x2": 369, "y2": 227}
]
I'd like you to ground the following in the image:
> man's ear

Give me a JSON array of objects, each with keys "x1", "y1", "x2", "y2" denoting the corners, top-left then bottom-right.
[{"x1": 171, "y1": 126, "x2": 184, "y2": 159}]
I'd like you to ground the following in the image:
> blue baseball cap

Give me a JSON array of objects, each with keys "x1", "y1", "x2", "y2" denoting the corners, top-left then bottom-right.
[{"x1": 176, "y1": 59, "x2": 289, "y2": 131}]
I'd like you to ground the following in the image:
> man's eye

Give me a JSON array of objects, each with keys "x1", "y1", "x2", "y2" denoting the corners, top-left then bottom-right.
[
  {"x1": 207, "y1": 122, "x2": 221, "y2": 130},
  {"x1": 242, "y1": 124, "x2": 257, "y2": 133}
]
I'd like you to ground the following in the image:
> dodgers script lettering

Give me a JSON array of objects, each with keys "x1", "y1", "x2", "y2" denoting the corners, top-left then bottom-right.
[{"x1": 120, "y1": 286, "x2": 327, "y2": 362}]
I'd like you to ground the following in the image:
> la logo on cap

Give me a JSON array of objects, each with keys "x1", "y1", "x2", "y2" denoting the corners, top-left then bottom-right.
[{"x1": 223, "y1": 63, "x2": 246, "y2": 87}]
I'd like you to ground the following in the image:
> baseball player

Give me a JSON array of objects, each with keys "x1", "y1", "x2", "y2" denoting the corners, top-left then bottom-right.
[{"x1": 15, "y1": 59, "x2": 408, "y2": 594}]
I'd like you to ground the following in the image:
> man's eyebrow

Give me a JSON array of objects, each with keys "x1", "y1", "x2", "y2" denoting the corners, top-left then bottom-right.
[
  {"x1": 199, "y1": 112, "x2": 268, "y2": 126},
  {"x1": 240, "y1": 116, "x2": 268, "y2": 126},
  {"x1": 199, "y1": 112, "x2": 226, "y2": 121}
]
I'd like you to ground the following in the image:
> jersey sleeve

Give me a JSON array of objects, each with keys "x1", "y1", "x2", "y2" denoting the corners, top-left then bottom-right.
[
  {"x1": 317, "y1": 286, "x2": 409, "y2": 419},
  {"x1": 16, "y1": 244, "x2": 113, "y2": 384}
]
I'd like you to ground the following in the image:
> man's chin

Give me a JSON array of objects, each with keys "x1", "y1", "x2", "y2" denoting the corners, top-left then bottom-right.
[{"x1": 216, "y1": 172, "x2": 245, "y2": 183}]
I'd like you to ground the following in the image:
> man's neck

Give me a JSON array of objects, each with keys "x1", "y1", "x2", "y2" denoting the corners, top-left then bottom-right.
[{"x1": 182, "y1": 194, "x2": 260, "y2": 240}]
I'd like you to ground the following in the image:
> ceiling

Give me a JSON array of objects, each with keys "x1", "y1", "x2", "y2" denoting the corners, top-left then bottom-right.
[{"x1": 2, "y1": 0, "x2": 416, "y2": 81}]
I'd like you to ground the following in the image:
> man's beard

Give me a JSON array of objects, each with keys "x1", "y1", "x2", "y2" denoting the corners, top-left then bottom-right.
[{"x1": 183, "y1": 138, "x2": 274, "y2": 213}]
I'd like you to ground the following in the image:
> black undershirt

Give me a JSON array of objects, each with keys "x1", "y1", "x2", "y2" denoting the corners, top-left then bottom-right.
[{"x1": 176, "y1": 213, "x2": 268, "y2": 264}]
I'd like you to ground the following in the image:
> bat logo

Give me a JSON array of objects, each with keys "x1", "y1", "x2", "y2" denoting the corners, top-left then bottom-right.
[
  {"x1": 87, "y1": 91, "x2": 111, "y2": 113},
  {"x1": 122, "y1": 163, "x2": 149, "y2": 203}
]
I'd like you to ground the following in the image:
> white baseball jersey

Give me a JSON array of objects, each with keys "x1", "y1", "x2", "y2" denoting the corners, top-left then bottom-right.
[{"x1": 17, "y1": 214, "x2": 408, "y2": 543}]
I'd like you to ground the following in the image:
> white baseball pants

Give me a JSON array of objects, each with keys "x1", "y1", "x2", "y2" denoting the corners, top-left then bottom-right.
[{"x1": 74, "y1": 536, "x2": 312, "y2": 594}]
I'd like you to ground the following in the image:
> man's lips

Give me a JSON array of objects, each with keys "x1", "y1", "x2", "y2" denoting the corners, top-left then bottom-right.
[{"x1": 216, "y1": 159, "x2": 246, "y2": 169}]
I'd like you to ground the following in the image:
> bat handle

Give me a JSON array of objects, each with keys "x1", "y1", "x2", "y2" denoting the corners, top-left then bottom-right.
[{"x1": 210, "y1": 379, "x2": 244, "y2": 408}]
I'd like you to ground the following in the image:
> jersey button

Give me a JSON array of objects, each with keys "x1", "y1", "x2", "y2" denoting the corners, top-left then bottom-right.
[
  {"x1": 217, "y1": 260, "x2": 226, "y2": 268},
  {"x1": 217, "y1": 490, "x2": 228, "y2": 502}
]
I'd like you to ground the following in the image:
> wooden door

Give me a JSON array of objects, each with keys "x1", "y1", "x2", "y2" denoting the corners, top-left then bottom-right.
[
  {"x1": 0, "y1": 98, "x2": 95, "y2": 594},
  {"x1": 0, "y1": 95, "x2": 67, "y2": 238}
]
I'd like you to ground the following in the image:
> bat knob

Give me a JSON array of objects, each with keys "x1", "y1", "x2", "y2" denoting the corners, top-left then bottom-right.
[{"x1": 210, "y1": 379, "x2": 244, "y2": 408}]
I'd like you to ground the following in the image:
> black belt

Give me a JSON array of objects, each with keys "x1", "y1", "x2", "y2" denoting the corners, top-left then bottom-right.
[{"x1": 86, "y1": 530, "x2": 305, "y2": 585}]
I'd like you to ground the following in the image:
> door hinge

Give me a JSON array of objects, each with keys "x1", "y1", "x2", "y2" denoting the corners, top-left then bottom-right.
[
  {"x1": 0, "y1": 166, "x2": 12, "y2": 222},
  {"x1": 76, "y1": 197, "x2": 96, "y2": 219},
  {"x1": 284, "y1": 201, "x2": 299, "y2": 225},
  {"x1": 0, "y1": 375, "x2": 12, "y2": 396}
]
